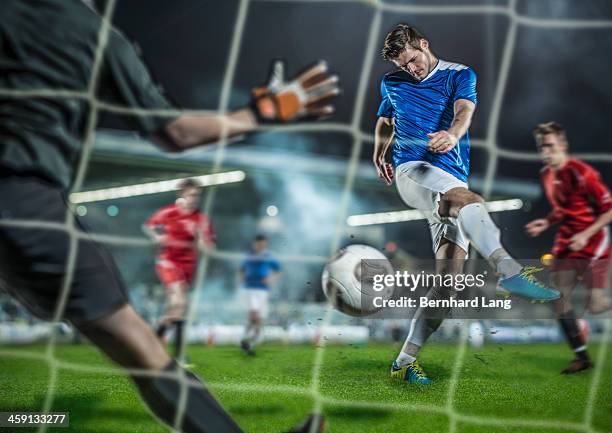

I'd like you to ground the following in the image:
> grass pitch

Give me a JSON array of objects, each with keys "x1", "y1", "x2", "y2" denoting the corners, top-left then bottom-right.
[{"x1": 0, "y1": 342, "x2": 610, "y2": 433}]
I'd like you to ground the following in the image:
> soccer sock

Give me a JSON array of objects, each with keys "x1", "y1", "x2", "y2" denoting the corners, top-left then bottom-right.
[
  {"x1": 457, "y1": 203, "x2": 522, "y2": 278},
  {"x1": 132, "y1": 359, "x2": 244, "y2": 433},
  {"x1": 174, "y1": 320, "x2": 185, "y2": 359},
  {"x1": 558, "y1": 310, "x2": 590, "y2": 361},
  {"x1": 250, "y1": 325, "x2": 262, "y2": 348},
  {"x1": 242, "y1": 323, "x2": 254, "y2": 343},
  {"x1": 395, "y1": 351, "x2": 416, "y2": 367},
  {"x1": 397, "y1": 286, "x2": 451, "y2": 366}
]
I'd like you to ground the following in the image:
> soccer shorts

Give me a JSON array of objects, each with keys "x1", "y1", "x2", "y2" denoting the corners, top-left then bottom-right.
[
  {"x1": 0, "y1": 175, "x2": 129, "y2": 324},
  {"x1": 395, "y1": 161, "x2": 470, "y2": 254},
  {"x1": 553, "y1": 227, "x2": 610, "y2": 289},
  {"x1": 243, "y1": 288, "x2": 269, "y2": 319},
  {"x1": 155, "y1": 259, "x2": 196, "y2": 290}
]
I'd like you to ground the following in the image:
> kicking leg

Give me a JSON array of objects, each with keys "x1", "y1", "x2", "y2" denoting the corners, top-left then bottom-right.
[
  {"x1": 441, "y1": 187, "x2": 559, "y2": 301},
  {"x1": 77, "y1": 304, "x2": 245, "y2": 433},
  {"x1": 441, "y1": 188, "x2": 521, "y2": 277}
]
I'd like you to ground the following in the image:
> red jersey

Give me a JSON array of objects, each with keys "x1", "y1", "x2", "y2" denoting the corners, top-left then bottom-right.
[
  {"x1": 145, "y1": 204, "x2": 215, "y2": 264},
  {"x1": 540, "y1": 158, "x2": 611, "y2": 254}
]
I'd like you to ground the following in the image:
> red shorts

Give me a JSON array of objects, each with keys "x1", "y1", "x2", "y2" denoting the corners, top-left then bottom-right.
[
  {"x1": 552, "y1": 228, "x2": 610, "y2": 289},
  {"x1": 156, "y1": 259, "x2": 196, "y2": 290}
]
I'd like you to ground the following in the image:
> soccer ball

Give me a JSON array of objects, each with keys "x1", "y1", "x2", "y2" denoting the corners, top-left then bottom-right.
[{"x1": 321, "y1": 244, "x2": 394, "y2": 317}]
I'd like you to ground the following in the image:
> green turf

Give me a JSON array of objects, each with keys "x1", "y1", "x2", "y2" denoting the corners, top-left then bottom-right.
[{"x1": 0, "y1": 343, "x2": 610, "y2": 433}]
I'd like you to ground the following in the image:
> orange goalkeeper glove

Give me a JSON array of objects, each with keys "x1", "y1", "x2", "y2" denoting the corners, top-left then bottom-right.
[{"x1": 252, "y1": 60, "x2": 339, "y2": 123}]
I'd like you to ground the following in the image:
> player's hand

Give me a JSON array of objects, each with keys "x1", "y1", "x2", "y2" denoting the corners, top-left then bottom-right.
[
  {"x1": 569, "y1": 231, "x2": 590, "y2": 251},
  {"x1": 252, "y1": 60, "x2": 339, "y2": 123},
  {"x1": 373, "y1": 158, "x2": 394, "y2": 185},
  {"x1": 427, "y1": 130, "x2": 458, "y2": 154},
  {"x1": 155, "y1": 234, "x2": 168, "y2": 245},
  {"x1": 524, "y1": 219, "x2": 549, "y2": 237}
]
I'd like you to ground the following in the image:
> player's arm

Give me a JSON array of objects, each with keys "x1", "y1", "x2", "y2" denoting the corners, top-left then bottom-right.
[
  {"x1": 525, "y1": 181, "x2": 561, "y2": 237},
  {"x1": 142, "y1": 211, "x2": 166, "y2": 244},
  {"x1": 429, "y1": 67, "x2": 477, "y2": 154},
  {"x1": 264, "y1": 271, "x2": 282, "y2": 286},
  {"x1": 525, "y1": 207, "x2": 564, "y2": 237},
  {"x1": 196, "y1": 234, "x2": 216, "y2": 255},
  {"x1": 264, "y1": 259, "x2": 283, "y2": 285},
  {"x1": 525, "y1": 218, "x2": 550, "y2": 237},
  {"x1": 196, "y1": 218, "x2": 216, "y2": 254},
  {"x1": 373, "y1": 117, "x2": 395, "y2": 185},
  {"x1": 428, "y1": 99, "x2": 476, "y2": 154},
  {"x1": 569, "y1": 171, "x2": 612, "y2": 251},
  {"x1": 159, "y1": 61, "x2": 338, "y2": 150},
  {"x1": 158, "y1": 110, "x2": 256, "y2": 151}
]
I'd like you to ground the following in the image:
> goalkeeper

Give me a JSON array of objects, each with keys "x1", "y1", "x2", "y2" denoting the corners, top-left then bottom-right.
[{"x1": 0, "y1": 1, "x2": 337, "y2": 433}]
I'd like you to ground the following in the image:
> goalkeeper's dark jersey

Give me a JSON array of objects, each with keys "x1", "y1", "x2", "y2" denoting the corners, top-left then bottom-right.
[{"x1": 0, "y1": 0, "x2": 176, "y2": 190}]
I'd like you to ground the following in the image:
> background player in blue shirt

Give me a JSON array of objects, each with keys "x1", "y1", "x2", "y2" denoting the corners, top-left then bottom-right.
[
  {"x1": 373, "y1": 24, "x2": 560, "y2": 385},
  {"x1": 239, "y1": 234, "x2": 282, "y2": 356}
]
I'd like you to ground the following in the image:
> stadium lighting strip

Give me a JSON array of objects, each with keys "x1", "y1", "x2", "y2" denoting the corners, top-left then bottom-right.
[
  {"x1": 0, "y1": 1, "x2": 610, "y2": 433},
  {"x1": 346, "y1": 198, "x2": 523, "y2": 227},
  {"x1": 68, "y1": 170, "x2": 246, "y2": 203}
]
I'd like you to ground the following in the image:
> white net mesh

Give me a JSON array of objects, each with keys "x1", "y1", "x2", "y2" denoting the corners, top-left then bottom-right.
[{"x1": 0, "y1": 1, "x2": 610, "y2": 433}]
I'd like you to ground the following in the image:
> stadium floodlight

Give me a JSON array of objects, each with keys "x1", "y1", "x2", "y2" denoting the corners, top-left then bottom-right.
[
  {"x1": 346, "y1": 198, "x2": 523, "y2": 227},
  {"x1": 69, "y1": 170, "x2": 246, "y2": 204}
]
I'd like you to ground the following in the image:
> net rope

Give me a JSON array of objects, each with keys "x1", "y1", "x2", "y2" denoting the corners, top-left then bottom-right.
[{"x1": 0, "y1": 1, "x2": 610, "y2": 432}]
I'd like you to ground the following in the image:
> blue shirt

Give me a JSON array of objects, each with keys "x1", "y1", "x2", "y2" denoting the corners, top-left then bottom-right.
[
  {"x1": 240, "y1": 250, "x2": 281, "y2": 290},
  {"x1": 377, "y1": 60, "x2": 477, "y2": 182}
]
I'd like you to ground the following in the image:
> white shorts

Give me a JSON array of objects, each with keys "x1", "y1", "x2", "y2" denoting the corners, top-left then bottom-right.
[
  {"x1": 243, "y1": 288, "x2": 269, "y2": 319},
  {"x1": 395, "y1": 161, "x2": 470, "y2": 254}
]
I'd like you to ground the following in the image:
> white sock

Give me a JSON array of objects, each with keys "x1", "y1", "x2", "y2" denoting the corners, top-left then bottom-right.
[
  {"x1": 243, "y1": 324, "x2": 254, "y2": 342},
  {"x1": 457, "y1": 203, "x2": 522, "y2": 278},
  {"x1": 395, "y1": 351, "x2": 416, "y2": 367},
  {"x1": 249, "y1": 325, "x2": 263, "y2": 348},
  {"x1": 489, "y1": 248, "x2": 523, "y2": 279}
]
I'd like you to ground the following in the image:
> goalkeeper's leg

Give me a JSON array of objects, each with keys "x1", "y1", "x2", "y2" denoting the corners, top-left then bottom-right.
[{"x1": 77, "y1": 304, "x2": 245, "y2": 433}]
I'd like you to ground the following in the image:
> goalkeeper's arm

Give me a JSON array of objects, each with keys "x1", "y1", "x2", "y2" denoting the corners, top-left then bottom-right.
[
  {"x1": 157, "y1": 108, "x2": 257, "y2": 150},
  {"x1": 155, "y1": 60, "x2": 339, "y2": 151}
]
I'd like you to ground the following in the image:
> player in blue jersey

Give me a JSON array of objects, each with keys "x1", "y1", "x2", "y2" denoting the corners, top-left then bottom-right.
[
  {"x1": 373, "y1": 24, "x2": 561, "y2": 385},
  {"x1": 239, "y1": 235, "x2": 282, "y2": 356}
]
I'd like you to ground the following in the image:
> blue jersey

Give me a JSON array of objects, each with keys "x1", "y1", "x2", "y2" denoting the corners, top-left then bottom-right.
[
  {"x1": 240, "y1": 250, "x2": 281, "y2": 290},
  {"x1": 377, "y1": 60, "x2": 477, "y2": 182}
]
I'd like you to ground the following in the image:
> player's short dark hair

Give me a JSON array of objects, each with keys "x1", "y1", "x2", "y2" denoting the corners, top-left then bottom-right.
[
  {"x1": 178, "y1": 178, "x2": 202, "y2": 192},
  {"x1": 254, "y1": 234, "x2": 267, "y2": 242},
  {"x1": 381, "y1": 24, "x2": 428, "y2": 61},
  {"x1": 533, "y1": 121, "x2": 567, "y2": 143}
]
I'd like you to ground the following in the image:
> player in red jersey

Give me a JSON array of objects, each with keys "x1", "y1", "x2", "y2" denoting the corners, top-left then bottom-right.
[
  {"x1": 143, "y1": 178, "x2": 215, "y2": 358},
  {"x1": 525, "y1": 122, "x2": 612, "y2": 374}
]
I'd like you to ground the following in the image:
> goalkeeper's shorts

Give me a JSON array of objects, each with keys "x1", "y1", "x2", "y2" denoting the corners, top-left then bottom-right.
[{"x1": 0, "y1": 174, "x2": 129, "y2": 324}]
